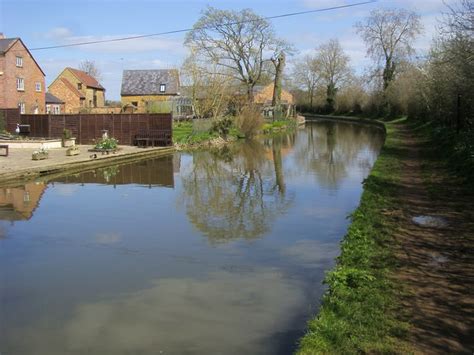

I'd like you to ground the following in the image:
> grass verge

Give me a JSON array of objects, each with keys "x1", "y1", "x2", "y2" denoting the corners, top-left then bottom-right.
[{"x1": 297, "y1": 120, "x2": 410, "y2": 354}]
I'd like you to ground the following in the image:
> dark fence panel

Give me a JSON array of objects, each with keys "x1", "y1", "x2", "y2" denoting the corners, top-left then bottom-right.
[
  {"x1": 1, "y1": 109, "x2": 172, "y2": 146},
  {"x1": 1, "y1": 108, "x2": 21, "y2": 133}
]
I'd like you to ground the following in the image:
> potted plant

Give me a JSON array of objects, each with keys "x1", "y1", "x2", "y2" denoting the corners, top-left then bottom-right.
[
  {"x1": 32, "y1": 147, "x2": 48, "y2": 160},
  {"x1": 62, "y1": 129, "x2": 76, "y2": 147},
  {"x1": 92, "y1": 136, "x2": 119, "y2": 153},
  {"x1": 66, "y1": 145, "x2": 80, "y2": 156}
]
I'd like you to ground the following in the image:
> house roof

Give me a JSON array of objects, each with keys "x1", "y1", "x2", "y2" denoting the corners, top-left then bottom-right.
[
  {"x1": 45, "y1": 92, "x2": 64, "y2": 104},
  {"x1": 0, "y1": 38, "x2": 17, "y2": 53},
  {"x1": 60, "y1": 78, "x2": 85, "y2": 98},
  {"x1": 66, "y1": 67, "x2": 104, "y2": 90},
  {"x1": 121, "y1": 69, "x2": 179, "y2": 96},
  {"x1": 0, "y1": 37, "x2": 46, "y2": 76}
]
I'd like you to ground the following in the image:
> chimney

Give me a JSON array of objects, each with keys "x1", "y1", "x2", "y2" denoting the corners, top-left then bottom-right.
[{"x1": 0, "y1": 33, "x2": 5, "y2": 39}]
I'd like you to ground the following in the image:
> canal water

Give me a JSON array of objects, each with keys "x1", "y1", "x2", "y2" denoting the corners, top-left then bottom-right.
[{"x1": 0, "y1": 121, "x2": 384, "y2": 354}]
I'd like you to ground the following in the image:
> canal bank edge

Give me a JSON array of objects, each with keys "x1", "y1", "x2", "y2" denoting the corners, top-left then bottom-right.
[
  {"x1": 297, "y1": 118, "x2": 411, "y2": 354},
  {"x1": 0, "y1": 146, "x2": 175, "y2": 186}
]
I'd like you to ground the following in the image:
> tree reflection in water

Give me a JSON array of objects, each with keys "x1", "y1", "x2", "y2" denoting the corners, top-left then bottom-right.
[
  {"x1": 179, "y1": 138, "x2": 294, "y2": 243},
  {"x1": 293, "y1": 121, "x2": 384, "y2": 189}
]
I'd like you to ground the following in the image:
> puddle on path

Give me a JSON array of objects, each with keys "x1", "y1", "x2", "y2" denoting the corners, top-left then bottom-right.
[{"x1": 412, "y1": 215, "x2": 448, "y2": 228}]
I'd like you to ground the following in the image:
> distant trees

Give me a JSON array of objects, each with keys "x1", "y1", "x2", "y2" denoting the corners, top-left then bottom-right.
[
  {"x1": 185, "y1": 7, "x2": 283, "y2": 103},
  {"x1": 79, "y1": 60, "x2": 102, "y2": 81},
  {"x1": 355, "y1": 8, "x2": 423, "y2": 91},
  {"x1": 291, "y1": 39, "x2": 351, "y2": 113},
  {"x1": 292, "y1": 54, "x2": 321, "y2": 109},
  {"x1": 317, "y1": 39, "x2": 351, "y2": 112}
]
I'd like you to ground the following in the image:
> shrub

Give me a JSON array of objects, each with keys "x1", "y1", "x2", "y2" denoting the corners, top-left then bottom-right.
[
  {"x1": 210, "y1": 116, "x2": 233, "y2": 138},
  {"x1": 234, "y1": 105, "x2": 263, "y2": 138}
]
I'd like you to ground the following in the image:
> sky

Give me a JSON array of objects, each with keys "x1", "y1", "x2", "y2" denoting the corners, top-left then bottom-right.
[{"x1": 0, "y1": 0, "x2": 449, "y2": 100}]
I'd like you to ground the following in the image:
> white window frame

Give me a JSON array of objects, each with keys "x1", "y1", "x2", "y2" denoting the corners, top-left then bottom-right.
[
  {"x1": 18, "y1": 102, "x2": 25, "y2": 114},
  {"x1": 46, "y1": 104, "x2": 51, "y2": 114},
  {"x1": 17, "y1": 77, "x2": 25, "y2": 91},
  {"x1": 35, "y1": 82, "x2": 42, "y2": 92},
  {"x1": 159, "y1": 83, "x2": 166, "y2": 93},
  {"x1": 53, "y1": 105, "x2": 60, "y2": 114},
  {"x1": 16, "y1": 56, "x2": 23, "y2": 67}
]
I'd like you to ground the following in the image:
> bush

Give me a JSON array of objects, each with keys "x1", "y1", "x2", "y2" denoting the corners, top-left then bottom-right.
[
  {"x1": 234, "y1": 105, "x2": 263, "y2": 138},
  {"x1": 210, "y1": 116, "x2": 233, "y2": 138}
]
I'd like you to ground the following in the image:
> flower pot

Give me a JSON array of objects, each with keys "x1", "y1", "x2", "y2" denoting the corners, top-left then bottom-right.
[
  {"x1": 62, "y1": 138, "x2": 76, "y2": 147},
  {"x1": 32, "y1": 151, "x2": 48, "y2": 160},
  {"x1": 66, "y1": 146, "x2": 80, "y2": 156}
]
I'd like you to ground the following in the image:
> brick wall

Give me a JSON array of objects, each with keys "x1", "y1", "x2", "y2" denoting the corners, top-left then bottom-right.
[
  {"x1": 0, "y1": 40, "x2": 45, "y2": 113},
  {"x1": 121, "y1": 95, "x2": 176, "y2": 113},
  {"x1": 48, "y1": 78, "x2": 82, "y2": 113}
]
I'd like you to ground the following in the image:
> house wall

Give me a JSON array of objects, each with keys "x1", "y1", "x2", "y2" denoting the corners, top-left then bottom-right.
[
  {"x1": 50, "y1": 68, "x2": 105, "y2": 111},
  {"x1": 121, "y1": 95, "x2": 175, "y2": 113},
  {"x1": 84, "y1": 87, "x2": 105, "y2": 108},
  {"x1": 46, "y1": 103, "x2": 65, "y2": 114},
  {"x1": 48, "y1": 79, "x2": 82, "y2": 113},
  {"x1": 0, "y1": 40, "x2": 45, "y2": 113}
]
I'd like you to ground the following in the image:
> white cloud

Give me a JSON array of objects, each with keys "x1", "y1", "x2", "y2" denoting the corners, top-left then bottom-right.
[
  {"x1": 44, "y1": 27, "x2": 73, "y2": 40},
  {"x1": 9, "y1": 269, "x2": 307, "y2": 354}
]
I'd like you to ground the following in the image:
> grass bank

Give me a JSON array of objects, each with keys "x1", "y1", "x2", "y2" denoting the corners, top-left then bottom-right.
[{"x1": 298, "y1": 119, "x2": 410, "y2": 354}]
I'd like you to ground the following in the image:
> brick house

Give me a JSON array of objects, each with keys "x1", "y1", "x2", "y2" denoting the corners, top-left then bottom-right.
[
  {"x1": 0, "y1": 34, "x2": 46, "y2": 114},
  {"x1": 45, "y1": 92, "x2": 65, "y2": 114},
  {"x1": 121, "y1": 69, "x2": 179, "y2": 113},
  {"x1": 48, "y1": 67, "x2": 105, "y2": 113}
]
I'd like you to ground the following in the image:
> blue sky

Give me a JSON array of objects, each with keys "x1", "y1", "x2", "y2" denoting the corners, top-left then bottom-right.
[{"x1": 1, "y1": 0, "x2": 447, "y2": 100}]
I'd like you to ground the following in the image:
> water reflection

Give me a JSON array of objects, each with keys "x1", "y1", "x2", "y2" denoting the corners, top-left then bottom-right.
[
  {"x1": 293, "y1": 121, "x2": 384, "y2": 188},
  {"x1": 0, "y1": 182, "x2": 47, "y2": 221},
  {"x1": 0, "y1": 122, "x2": 384, "y2": 354},
  {"x1": 4, "y1": 269, "x2": 306, "y2": 354},
  {"x1": 179, "y1": 138, "x2": 295, "y2": 243},
  {"x1": 54, "y1": 155, "x2": 177, "y2": 188}
]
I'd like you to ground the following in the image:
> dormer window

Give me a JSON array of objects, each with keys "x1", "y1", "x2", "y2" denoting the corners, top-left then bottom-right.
[
  {"x1": 16, "y1": 56, "x2": 23, "y2": 67},
  {"x1": 77, "y1": 83, "x2": 82, "y2": 90},
  {"x1": 159, "y1": 84, "x2": 166, "y2": 93}
]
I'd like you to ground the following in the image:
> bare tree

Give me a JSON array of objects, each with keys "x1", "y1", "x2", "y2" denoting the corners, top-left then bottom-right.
[
  {"x1": 181, "y1": 52, "x2": 234, "y2": 119},
  {"x1": 292, "y1": 54, "x2": 321, "y2": 108},
  {"x1": 79, "y1": 60, "x2": 102, "y2": 81},
  {"x1": 185, "y1": 7, "x2": 280, "y2": 102},
  {"x1": 355, "y1": 8, "x2": 423, "y2": 91},
  {"x1": 317, "y1": 39, "x2": 351, "y2": 112}
]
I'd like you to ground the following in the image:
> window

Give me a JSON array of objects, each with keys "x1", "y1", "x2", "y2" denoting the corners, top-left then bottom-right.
[
  {"x1": 16, "y1": 56, "x2": 23, "y2": 67},
  {"x1": 35, "y1": 82, "x2": 42, "y2": 92},
  {"x1": 159, "y1": 84, "x2": 166, "y2": 93},
  {"x1": 18, "y1": 102, "x2": 25, "y2": 114},
  {"x1": 46, "y1": 104, "x2": 51, "y2": 114},
  {"x1": 77, "y1": 83, "x2": 82, "y2": 90},
  {"x1": 53, "y1": 105, "x2": 60, "y2": 114},
  {"x1": 131, "y1": 101, "x2": 138, "y2": 107},
  {"x1": 16, "y1": 77, "x2": 24, "y2": 91}
]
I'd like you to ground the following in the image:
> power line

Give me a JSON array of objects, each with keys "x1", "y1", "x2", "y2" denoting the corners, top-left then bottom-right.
[{"x1": 30, "y1": 1, "x2": 377, "y2": 51}]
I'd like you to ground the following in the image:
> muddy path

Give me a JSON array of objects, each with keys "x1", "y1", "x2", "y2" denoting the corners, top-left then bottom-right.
[{"x1": 390, "y1": 123, "x2": 474, "y2": 354}]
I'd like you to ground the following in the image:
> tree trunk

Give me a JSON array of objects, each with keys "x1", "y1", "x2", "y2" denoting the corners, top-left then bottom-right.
[{"x1": 272, "y1": 52, "x2": 285, "y2": 120}]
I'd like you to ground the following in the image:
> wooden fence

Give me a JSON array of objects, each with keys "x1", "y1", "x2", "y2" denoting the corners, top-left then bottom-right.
[{"x1": 1, "y1": 109, "x2": 172, "y2": 146}]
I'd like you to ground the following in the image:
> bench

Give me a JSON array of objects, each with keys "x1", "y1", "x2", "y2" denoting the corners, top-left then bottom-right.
[
  {"x1": 0, "y1": 145, "x2": 8, "y2": 157},
  {"x1": 134, "y1": 130, "x2": 172, "y2": 147},
  {"x1": 19, "y1": 124, "x2": 31, "y2": 136}
]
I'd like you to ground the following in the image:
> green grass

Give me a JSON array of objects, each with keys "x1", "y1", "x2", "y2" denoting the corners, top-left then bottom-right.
[
  {"x1": 297, "y1": 120, "x2": 410, "y2": 354},
  {"x1": 262, "y1": 119, "x2": 296, "y2": 134}
]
